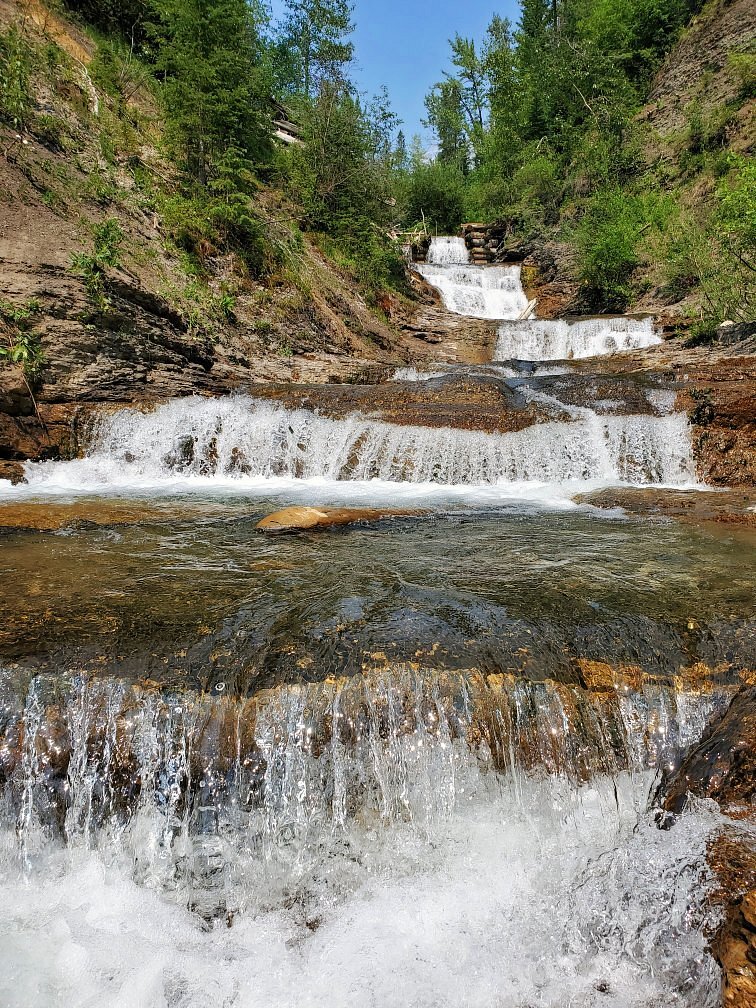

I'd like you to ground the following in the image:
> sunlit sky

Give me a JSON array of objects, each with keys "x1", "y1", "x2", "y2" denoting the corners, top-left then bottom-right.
[{"x1": 268, "y1": 1, "x2": 522, "y2": 141}]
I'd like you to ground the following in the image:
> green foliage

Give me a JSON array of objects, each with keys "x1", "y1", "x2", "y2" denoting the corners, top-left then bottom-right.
[
  {"x1": 727, "y1": 51, "x2": 756, "y2": 99},
  {"x1": 0, "y1": 25, "x2": 32, "y2": 128},
  {"x1": 274, "y1": 0, "x2": 354, "y2": 97},
  {"x1": 717, "y1": 156, "x2": 756, "y2": 253},
  {"x1": 62, "y1": 0, "x2": 147, "y2": 38},
  {"x1": 401, "y1": 157, "x2": 466, "y2": 234},
  {"x1": 31, "y1": 114, "x2": 69, "y2": 151},
  {"x1": 147, "y1": 0, "x2": 272, "y2": 183},
  {"x1": 71, "y1": 218, "x2": 125, "y2": 310},
  {"x1": 287, "y1": 82, "x2": 404, "y2": 295},
  {"x1": 0, "y1": 298, "x2": 43, "y2": 380},
  {"x1": 159, "y1": 150, "x2": 276, "y2": 277},
  {"x1": 574, "y1": 189, "x2": 669, "y2": 309}
]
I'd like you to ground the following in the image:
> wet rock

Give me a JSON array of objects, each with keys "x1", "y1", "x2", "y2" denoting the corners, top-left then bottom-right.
[
  {"x1": 655, "y1": 688, "x2": 756, "y2": 1007},
  {"x1": 575, "y1": 487, "x2": 756, "y2": 526},
  {"x1": 256, "y1": 506, "x2": 427, "y2": 532},
  {"x1": 655, "y1": 686, "x2": 756, "y2": 818},
  {"x1": 247, "y1": 376, "x2": 552, "y2": 434},
  {"x1": 709, "y1": 836, "x2": 756, "y2": 1008},
  {"x1": 0, "y1": 499, "x2": 243, "y2": 530},
  {"x1": 0, "y1": 460, "x2": 26, "y2": 484}
]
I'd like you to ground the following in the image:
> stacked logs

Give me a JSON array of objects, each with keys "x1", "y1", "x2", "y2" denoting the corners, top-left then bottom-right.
[
  {"x1": 462, "y1": 223, "x2": 492, "y2": 264},
  {"x1": 461, "y1": 222, "x2": 520, "y2": 264}
]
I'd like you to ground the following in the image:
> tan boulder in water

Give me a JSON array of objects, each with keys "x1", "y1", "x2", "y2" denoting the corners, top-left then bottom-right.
[{"x1": 256, "y1": 506, "x2": 426, "y2": 532}]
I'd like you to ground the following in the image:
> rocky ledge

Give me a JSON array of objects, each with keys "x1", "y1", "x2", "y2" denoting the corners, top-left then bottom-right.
[{"x1": 655, "y1": 687, "x2": 756, "y2": 1008}]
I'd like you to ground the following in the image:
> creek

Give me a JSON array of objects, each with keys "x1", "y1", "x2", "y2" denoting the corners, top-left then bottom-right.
[{"x1": 0, "y1": 237, "x2": 753, "y2": 1008}]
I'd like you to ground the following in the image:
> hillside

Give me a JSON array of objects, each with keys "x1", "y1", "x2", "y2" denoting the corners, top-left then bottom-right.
[{"x1": 0, "y1": 0, "x2": 432, "y2": 479}]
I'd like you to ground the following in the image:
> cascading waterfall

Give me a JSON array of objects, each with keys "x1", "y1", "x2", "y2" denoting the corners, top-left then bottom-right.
[
  {"x1": 416, "y1": 238, "x2": 531, "y2": 319},
  {"x1": 425, "y1": 235, "x2": 470, "y2": 265},
  {"x1": 496, "y1": 316, "x2": 663, "y2": 361},
  {"x1": 2, "y1": 666, "x2": 725, "y2": 871},
  {"x1": 416, "y1": 262, "x2": 531, "y2": 319},
  {"x1": 0, "y1": 232, "x2": 734, "y2": 1008},
  {"x1": 22, "y1": 394, "x2": 698, "y2": 490},
  {"x1": 0, "y1": 668, "x2": 725, "y2": 1006}
]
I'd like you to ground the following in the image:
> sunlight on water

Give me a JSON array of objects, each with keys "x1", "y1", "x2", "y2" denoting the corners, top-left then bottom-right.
[
  {"x1": 14, "y1": 395, "x2": 698, "y2": 493},
  {"x1": 496, "y1": 317, "x2": 663, "y2": 361}
]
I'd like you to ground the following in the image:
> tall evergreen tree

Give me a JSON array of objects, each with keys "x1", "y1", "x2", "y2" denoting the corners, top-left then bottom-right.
[
  {"x1": 148, "y1": 0, "x2": 272, "y2": 182},
  {"x1": 277, "y1": 0, "x2": 354, "y2": 97},
  {"x1": 424, "y1": 79, "x2": 468, "y2": 171}
]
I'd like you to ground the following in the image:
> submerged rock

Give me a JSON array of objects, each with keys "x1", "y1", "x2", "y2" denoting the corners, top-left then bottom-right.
[
  {"x1": 256, "y1": 506, "x2": 426, "y2": 532},
  {"x1": 575, "y1": 487, "x2": 756, "y2": 526}
]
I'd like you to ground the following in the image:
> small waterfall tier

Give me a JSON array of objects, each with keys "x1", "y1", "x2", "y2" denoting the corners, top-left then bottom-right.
[
  {"x1": 25, "y1": 395, "x2": 697, "y2": 489},
  {"x1": 416, "y1": 237, "x2": 530, "y2": 320},
  {"x1": 496, "y1": 316, "x2": 663, "y2": 361},
  {"x1": 425, "y1": 236, "x2": 470, "y2": 266}
]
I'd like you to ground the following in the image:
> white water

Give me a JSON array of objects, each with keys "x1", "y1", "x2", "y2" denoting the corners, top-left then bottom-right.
[
  {"x1": 425, "y1": 235, "x2": 470, "y2": 266},
  {"x1": 0, "y1": 669, "x2": 724, "y2": 1008},
  {"x1": 392, "y1": 363, "x2": 572, "y2": 381},
  {"x1": 0, "y1": 234, "x2": 729, "y2": 1008},
  {"x1": 0, "y1": 779, "x2": 721, "y2": 1008},
  {"x1": 416, "y1": 262, "x2": 531, "y2": 320},
  {"x1": 496, "y1": 317, "x2": 663, "y2": 361},
  {"x1": 18, "y1": 395, "x2": 698, "y2": 492}
]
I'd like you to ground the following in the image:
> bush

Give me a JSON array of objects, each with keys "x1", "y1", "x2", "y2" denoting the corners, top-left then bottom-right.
[
  {"x1": 574, "y1": 189, "x2": 648, "y2": 309},
  {"x1": 0, "y1": 25, "x2": 32, "y2": 128},
  {"x1": 71, "y1": 218, "x2": 125, "y2": 309},
  {"x1": 401, "y1": 160, "x2": 466, "y2": 233}
]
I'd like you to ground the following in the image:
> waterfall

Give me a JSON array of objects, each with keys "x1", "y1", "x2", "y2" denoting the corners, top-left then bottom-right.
[
  {"x1": 2, "y1": 667, "x2": 726, "y2": 856},
  {"x1": 425, "y1": 236, "x2": 470, "y2": 266},
  {"x1": 496, "y1": 317, "x2": 663, "y2": 361},
  {"x1": 416, "y1": 238, "x2": 530, "y2": 320},
  {"x1": 23, "y1": 395, "x2": 698, "y2": 490},
  {"x1": 416, "y1": 263, "x2": 530, "y2": 320}
]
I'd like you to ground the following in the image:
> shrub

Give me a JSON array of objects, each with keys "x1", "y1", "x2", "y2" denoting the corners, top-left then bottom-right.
[
  {"x1": 0, "y1": 25, "x2": 32, "y2": 128},
  {"x1": 71, "y1": 218, "x2": 125, "y2": 309}
]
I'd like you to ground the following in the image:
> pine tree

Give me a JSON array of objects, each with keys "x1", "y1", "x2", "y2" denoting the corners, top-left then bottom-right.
[
  {"x1": 148, "y1": 0, "x2": 272, "y2": 182},
  {"x1": 278, "y1": 0, "x2": 354, "y2": 97}
]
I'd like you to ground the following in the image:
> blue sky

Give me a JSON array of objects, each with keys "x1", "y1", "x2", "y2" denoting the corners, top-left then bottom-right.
[{"x1": 269, "y1": 1, "x2": 522, "y2": 141}]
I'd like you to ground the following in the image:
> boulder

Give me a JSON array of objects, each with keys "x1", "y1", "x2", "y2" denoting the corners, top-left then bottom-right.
[
  {"x1": 654, "y1": 686, "x2": 756, "y2": 819},
  {"x1": 256, "y1": 506, "x2": 427, "y2": 532}
]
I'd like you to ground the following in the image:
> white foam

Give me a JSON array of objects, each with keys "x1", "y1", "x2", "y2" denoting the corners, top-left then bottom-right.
[
  {"x1": 417, "y1": 262, "x2": 530, "y2": 320},
  {"x1": 425, "y1": 235, "x2": 470, "y2": 266},
  {"x1": 15, "y1": 396, "x2": 698, "y2": 493},
  {"x1": 0, "y1": 771, "x2": 721, "y2": 1008},
  {"x1": 496, "y1": 317, "x2": 662, "y2": 361}
]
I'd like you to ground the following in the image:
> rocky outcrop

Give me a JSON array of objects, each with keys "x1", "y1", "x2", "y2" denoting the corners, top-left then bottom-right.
[
  {"x1": 575, "y1": 486, "x2": 756, "y2": 525},
  {"x1": 640, "y1": 0, "x2": 756, "y2": 143},
  {"x1": 655, "y1": 688, "x2": 756, "y2": 1008},
  {"x1": 655, "y1": 686, "x2": 756, "y2": 819}
]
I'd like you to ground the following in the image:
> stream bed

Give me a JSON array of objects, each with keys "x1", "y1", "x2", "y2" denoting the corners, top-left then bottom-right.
[{"x1": 0, "y1": 237, "x2": 753, "y2": 1007}]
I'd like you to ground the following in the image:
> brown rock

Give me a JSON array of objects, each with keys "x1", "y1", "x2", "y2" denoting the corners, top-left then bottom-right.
[
  {"x1": 655, "y1": 686, "x2": 756, "y2": 818},
  {"x1": 575, "y1": 487, "x2": 756, "y2": 526},
  {"x1": 256, "y1": 506, "x2": 427, "y2": 532}
]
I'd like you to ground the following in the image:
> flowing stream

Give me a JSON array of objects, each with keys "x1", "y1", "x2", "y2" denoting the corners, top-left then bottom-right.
[{"x1": 0, "y1": 236, "x2": 753, "y2": 1007}]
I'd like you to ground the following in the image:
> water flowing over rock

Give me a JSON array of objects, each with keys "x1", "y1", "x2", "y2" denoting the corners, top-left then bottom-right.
[
  {"x1": 495, "y1": 316, "x2": 663, "y2": 361},
  {"x1": 416, "y1": 238, "x2": 531, "y2": 320},
  {"x1": 425, "y1": 236, "x2": 471, "y2": 266},
  {"x1": 416, "y1": 263, "x2": 531, "y2": 320},
  {"x1": 22, "y1": 394, "x2": 698, "y2": 489},
  {"x1": 1, "y1": 667, "x2": 728, "y2": 856},
  {"x1": 1, "y1": 230, "x2": 752, "y2": 1008}
]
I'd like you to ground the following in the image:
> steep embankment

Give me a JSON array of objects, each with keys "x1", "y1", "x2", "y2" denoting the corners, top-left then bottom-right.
[
  {"x1": 506, "y1": 0, "x2": 755, "y2": 323},
  {"x1": 0, "y1": 1, "x2": 438, "y2": 481}
]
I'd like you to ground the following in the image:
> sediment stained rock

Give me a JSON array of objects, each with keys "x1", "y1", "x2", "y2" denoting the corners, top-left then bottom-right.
[{"x1": 256, "y1": 506, "x2": 427, "y2": 532}]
